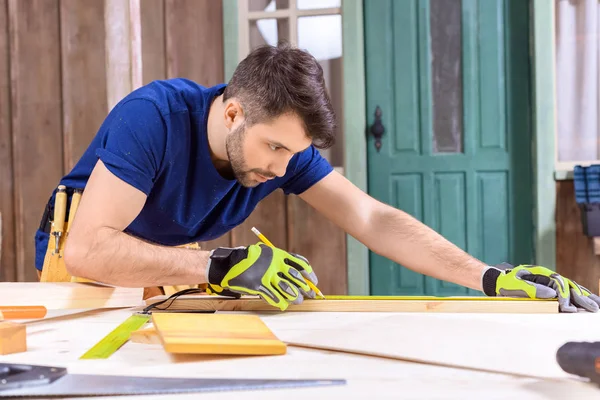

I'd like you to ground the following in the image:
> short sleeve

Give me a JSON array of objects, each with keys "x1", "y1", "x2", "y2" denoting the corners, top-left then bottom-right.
[
  {"x1": 95, "y1": 99, "x2": 167, "y2": 195},
  {"x1": 280, "y1": 145, "x2": 334, "y2": 195}
]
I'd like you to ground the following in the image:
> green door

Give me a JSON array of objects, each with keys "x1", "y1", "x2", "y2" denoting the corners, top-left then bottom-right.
[{"x1": 365, "y1": 0, "x2": 533, "y2": 296}]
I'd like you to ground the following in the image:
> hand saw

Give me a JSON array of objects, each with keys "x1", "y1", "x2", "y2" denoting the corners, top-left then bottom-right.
[{"x1": 0, "y1": 363, "x2": 345, "y2": 398}]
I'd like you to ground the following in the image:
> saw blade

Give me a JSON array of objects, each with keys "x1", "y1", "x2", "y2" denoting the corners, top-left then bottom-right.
[{"x1": 0, "y1": 372, "x2": 345, "y2": 397}]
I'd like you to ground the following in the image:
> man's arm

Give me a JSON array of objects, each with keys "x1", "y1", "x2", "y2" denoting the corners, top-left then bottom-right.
[
  {"x1": 64, "y1": 160, "x2": 209, "y2": 287},
  {"x1": 298, "y1": 170, "x2": 486, "y2": 291}
]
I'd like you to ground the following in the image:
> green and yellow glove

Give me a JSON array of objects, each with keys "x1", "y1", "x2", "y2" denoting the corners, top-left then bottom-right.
[
  {"x1": 481, "y1": 263, "x2": 600, "y2": 313},
  {"x1": 205, "y1": 242, "x2": 318, "y2": 311}
]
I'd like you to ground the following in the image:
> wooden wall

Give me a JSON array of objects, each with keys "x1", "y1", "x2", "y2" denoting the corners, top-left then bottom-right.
[
  {"x1": 0, "y1": 0, "x2": 347, "y2": 295},
  {"x1": 556, "y1": 180, "x2": 600, "y2": 293}
]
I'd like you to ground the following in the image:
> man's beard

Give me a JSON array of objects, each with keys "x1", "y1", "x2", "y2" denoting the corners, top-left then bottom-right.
[{"x1": 225, "y1": 123, "x2": 274, "y2": 187}]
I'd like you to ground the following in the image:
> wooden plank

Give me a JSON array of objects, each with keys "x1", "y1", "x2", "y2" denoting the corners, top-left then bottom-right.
[
  {"x1": 231, "y1": 191, "x2": 287, "y2": 247},
  {"x1": 0, "y1": 0, "x2": 15, "y2": 282},
  {"x1": 164, "y1": 0, "x2": 228, "y2": 251},
  {"x1": 287, "y1": 194, "x2": 347, "y2": 295},
  {"x1": 151, "y1": 313, "x2": 287, "y2": 355},
  {"x1": 60, "y1": 0, "x2": 108, "y2": 171},
  {"x1": 105, "y1": 0, "x2": 133, "y2": 111},
  {"x1": 144, "y1": 295, "x2": 558, "y2": 314},
  {"x1": 275, "y1": 313, "x2": 576, "y2": 379},
  {"x1": 165, "y1": 0, "x2": 223, "y2": 84},
  {"x1": 556, "y1": 180, "x2": 600, "y2": 292},
  {"x1": 0, "y1": 282, "x2": 143, "y2": 309},
  {"x1": 140, "y1": 0, "x2": 165, "y2": 84},
  {"x1": 0, "y1": 321, "x2": 26, "y2": 355},
  {"x1": 9, "y1": 0, "x2": 63, "y2": 282}
]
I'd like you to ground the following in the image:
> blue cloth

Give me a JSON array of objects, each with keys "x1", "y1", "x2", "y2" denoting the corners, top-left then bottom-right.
[
  {"x1": 34, "y1": 78, "x2": 333, "y2": 270},
  {"x1": 574, "y1": 165, "x2": 600, "y2": 204}
]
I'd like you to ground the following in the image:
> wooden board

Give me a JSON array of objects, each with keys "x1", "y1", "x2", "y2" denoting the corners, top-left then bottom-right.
[
  {"x1": 9, "y1": 0, "x2": 63, "y2": 282},
  {"x1": 0, "y1": 282, "x2": 143, "y2": 309},
  {"x1": 261, "y1": 312, "x2": 600, "y2": 380},
  {"x1": 165, "y1": 0, "x2": 223, "y2": 85},
  {"x1": 151, "y1": 312, "x2": 287, "y2": 355},
  {"x1": 140, "y1": 0, "x2": 165, "y2": 85},
  {"x1": 144, "y1": 295, "x2": 558, "y2": 313},
  {"x1": 0, "y1": 0, "x2": 16, "y2": 282},
  {"x1": 59, "y1": 0, "x2": 107, "y2": 171}
]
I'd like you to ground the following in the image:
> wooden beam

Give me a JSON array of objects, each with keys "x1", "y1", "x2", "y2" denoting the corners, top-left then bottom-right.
[
  {"x1": 0, "y1": 282, "x2": 143, "y2": 309},
  {"x1": 104, "y1": 0, "x2": 142, "y2": 111},
  {"x1": 144, "y1": 295, "x2": 558, "y2": 314}
]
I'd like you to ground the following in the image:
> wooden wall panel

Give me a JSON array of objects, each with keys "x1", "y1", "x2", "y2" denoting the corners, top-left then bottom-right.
[
  {"x1": 60, "y1": 0, "x2": 107, "y2": 171},
  {"x1": 164, "y1": 0, "x2": 229, "y2": 251},
  {"x1": 165, "y1": 0, "x2": 224, "y2": 85},
  {"x1": 287, "y1": 195, "x2": 348, "y2": 295},
  {"x1": 556, "y1": 180, "x2": 600, "y2": 294},
  {"x1": 0, "y1": 0, "x2": 16, "y2": 281},
  {"x1": 9, "y1": 0, "x2": 63, "y2": 282},
  {"x1": 141, "y1": 0, "x2": 166, "y2": 84},
  {"x1": 231, "y1": 191, "x2": 288, "y2": 247}
]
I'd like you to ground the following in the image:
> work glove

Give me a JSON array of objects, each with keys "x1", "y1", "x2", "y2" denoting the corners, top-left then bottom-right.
[
  {"x1": 205, "y1": 243, "x2": 318, "y2": 311},
  {"x1": 481, "y1": 263, "x2": 600, "y2": 313}
]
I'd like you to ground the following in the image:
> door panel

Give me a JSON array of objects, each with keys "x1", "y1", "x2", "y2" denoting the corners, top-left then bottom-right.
[{"x1": 365, "y1": 0, "x2": 533, "y2": 296}]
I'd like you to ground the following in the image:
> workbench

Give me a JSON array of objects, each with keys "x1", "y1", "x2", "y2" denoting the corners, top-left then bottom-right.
[{"x1": 2, "y1": 306, "x2": 600, "y2": 399}]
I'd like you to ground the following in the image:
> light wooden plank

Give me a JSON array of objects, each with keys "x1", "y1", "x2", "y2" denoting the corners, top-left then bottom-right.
[
  {"x1": 9, "y1": 0, "x2": 63, "y2": 282},
  {"x1": 105, "y1": 0, "x2": 133, "y2": 111},
  {"x1": 152, "y1": 313, "x2": 287, "y2": 355},
  {"x1": 0, "y1": 0, "x2": 15, "y2": 282},
  {"x1": 60, "y1": 0, "x2": 107, "y2": 171},
  {"x1": 0, "y1": 283, "x2": 143, "y2": 309},
  {"x1": 6, "y1": 307, "x2": 600, "y2": 398},
  {"x1": 144, "y1": 295, "x2": 558, "y2": 313},
  {"x1": 267, "y1": 312, "x2": 598, "y2": 380}
]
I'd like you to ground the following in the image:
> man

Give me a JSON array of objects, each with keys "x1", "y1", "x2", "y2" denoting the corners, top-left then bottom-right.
[{"x1": 35, "y1": 42, "x2": 599, "y2": 313}]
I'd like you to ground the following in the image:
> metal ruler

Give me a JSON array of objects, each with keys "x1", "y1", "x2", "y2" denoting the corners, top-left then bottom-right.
[{"x1": 79, "y1": 313, "x2": 150, "y2": 359}]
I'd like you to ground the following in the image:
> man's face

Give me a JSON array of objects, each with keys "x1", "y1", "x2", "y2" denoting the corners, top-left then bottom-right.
[{"x1": 225, "y1": 113, "x2": 312, "y2": 188}]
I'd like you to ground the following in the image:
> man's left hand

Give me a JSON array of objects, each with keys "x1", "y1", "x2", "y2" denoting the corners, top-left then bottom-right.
[{"x1": 481, "y1": 263, "x2": 600, "y2": 313}]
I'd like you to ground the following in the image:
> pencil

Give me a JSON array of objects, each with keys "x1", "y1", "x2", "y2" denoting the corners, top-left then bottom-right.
[{"x1": 251, "y1": 227, "x2": 325, "y2": 299}]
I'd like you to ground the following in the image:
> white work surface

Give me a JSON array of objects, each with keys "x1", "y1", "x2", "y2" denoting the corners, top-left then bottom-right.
[{"x1": 2, "y1": 307, "x2": 600, "y2": 399}]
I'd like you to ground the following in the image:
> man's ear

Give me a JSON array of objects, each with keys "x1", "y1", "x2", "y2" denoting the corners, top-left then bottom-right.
[{"x1": 224, "y1": 100, "x2": 243, "y2": 129}]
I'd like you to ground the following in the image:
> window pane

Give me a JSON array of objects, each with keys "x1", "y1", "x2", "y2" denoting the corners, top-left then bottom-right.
[
  {"x1": 298, "y1": 15, "x2": 342, "y2": 61},
  {"x1": 250, "y1": 18, "x2": 290, "y2": 50},
  {"x1": 430, "y1": 0, "x2": 463, "y2": 154},
  {"x1": 297, "y1": 14, "x2": 344, "y2": 167},
  {"x1": 297, "y1": 0, "x2": 340, "y2": 10},
  {"x1": 249, "y1": 0, "x2": 289, "y2": 12}
]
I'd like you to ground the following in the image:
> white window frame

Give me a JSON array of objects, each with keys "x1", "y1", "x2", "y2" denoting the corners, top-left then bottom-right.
[{"x1": 237, "y1": 0, "x2": 342, "y2": 60}]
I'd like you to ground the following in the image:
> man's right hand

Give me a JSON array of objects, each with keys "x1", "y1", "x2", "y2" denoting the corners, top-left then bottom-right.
[{"x1": 206, "y1": 243, "x2": 318, "y2": 311}]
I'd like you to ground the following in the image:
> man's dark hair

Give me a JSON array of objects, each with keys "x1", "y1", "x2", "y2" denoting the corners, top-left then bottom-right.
[{"x1": 223, "y1": 41, "x2": 336, "y2": 149}]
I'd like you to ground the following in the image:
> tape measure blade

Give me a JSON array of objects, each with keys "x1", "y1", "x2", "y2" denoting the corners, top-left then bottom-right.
[{"x1": 80, "y1": 313, "x2": 150, "y2": 359}]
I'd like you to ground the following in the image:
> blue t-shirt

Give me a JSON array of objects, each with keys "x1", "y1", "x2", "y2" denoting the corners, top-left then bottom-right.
[{"x1": 34, "y1": 78, "x2": 333, "y2": 270}]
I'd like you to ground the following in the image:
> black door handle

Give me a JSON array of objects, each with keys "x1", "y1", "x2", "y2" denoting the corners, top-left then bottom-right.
[{"x1": 369, "y1": 106, "x2": 385, "y2": 152}]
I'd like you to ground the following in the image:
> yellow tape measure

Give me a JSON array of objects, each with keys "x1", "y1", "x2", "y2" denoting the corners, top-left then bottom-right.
[
  {"x1": 80, "y1": 313, "x2": 151, "y2": 359},
  {"x1": 322, "y1": 295, "x2": 552, "y2": 301}
]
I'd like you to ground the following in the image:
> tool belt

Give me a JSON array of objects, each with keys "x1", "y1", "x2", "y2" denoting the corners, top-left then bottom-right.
[
  {"x1": 38, "y1": 185, "x2": 205, "y2": 299},
  {"x1": 39, "y1": 186, "x2": 82, "y2": 235}
]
